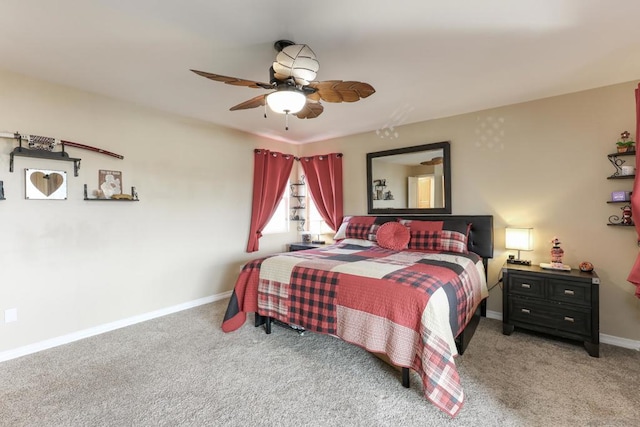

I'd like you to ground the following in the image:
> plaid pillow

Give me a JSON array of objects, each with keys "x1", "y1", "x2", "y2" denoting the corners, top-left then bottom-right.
[
  {"x1": 399, "y1": 219, "x2": 471, "y2": 254},
  {"x1": 333, "y1": 216, "x2": 395, "y2": 242},
  {"x1": 345, "y1": 216, "x2": 379, "y2": 241}
]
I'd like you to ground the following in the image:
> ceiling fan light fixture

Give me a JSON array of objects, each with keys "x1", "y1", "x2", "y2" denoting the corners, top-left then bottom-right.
[{"x1": 266, "y1": 88, "x2": 306, "y2": 115}]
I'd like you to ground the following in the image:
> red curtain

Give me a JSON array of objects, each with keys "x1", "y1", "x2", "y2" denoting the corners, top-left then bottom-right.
[
  {"x1": 246, "y1": 149, "x2": 294, "y2": 252},
  {"x1": 627, "y1": 83, "x2": 640, "y2": 298},
  {"x1": 300, "y1": 153, "x2": 344, "y2": 231}
]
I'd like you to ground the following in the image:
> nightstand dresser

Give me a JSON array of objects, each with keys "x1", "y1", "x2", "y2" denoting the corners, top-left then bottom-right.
[{"x1": 502, "y1": 263, "x2": 600, "y2": 357}]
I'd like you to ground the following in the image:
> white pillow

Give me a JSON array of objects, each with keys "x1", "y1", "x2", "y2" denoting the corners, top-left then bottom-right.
[
  {"x1": 333, "y1": 216, "x2": 352, "y2": 240},
  {"x1": 339, "y1": 238, "x2": 378, "y2": 247}
]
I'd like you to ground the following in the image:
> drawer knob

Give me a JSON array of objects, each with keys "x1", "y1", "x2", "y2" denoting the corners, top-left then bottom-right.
[
  {"x1": 521, "y1": 308, "x2": 531, "y2": 314},
  {"x1": 521, "y1": 283, "x2": 531, "y2": 289},
  {"x1": 564, "y1": 289, "x2": 575, "y2": 295},
  {"x1": 564, "y1": 316, "x2": 575, "y2": 323}
]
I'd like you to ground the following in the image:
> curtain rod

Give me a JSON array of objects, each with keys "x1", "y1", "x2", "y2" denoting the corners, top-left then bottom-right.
[{"x1": 254, "y1": 149, "x2": 343, "y2": 160}]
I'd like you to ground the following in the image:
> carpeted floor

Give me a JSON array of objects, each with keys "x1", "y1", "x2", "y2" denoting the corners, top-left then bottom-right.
[{"x1": 1, "y1": 299, "x2": 639, "y2": 426}]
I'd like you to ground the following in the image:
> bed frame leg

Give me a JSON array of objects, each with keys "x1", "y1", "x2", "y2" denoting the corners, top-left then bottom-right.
[
  {"x1": 254, "y1": 313, "x2": 266, "y2": 327},
  {"x1": 265, "y1": 317, "x2": 272, "y2": 334},
  {"x1": 402, "y1": 368, "x2": 410, "y2": 388}
]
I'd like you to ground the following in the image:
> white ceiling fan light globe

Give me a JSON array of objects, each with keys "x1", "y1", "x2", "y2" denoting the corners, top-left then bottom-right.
[
  {"x1": 266, "y1": 89, "x2": 307, "y2": 114},
  {"x1": 273, "y1": 44, "x2": 319, "y2": 86}
]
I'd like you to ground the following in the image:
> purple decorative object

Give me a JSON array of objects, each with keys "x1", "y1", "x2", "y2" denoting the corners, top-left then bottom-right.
[{"x1": 611, "y1": 191, "x2": 630, "y2": 202}]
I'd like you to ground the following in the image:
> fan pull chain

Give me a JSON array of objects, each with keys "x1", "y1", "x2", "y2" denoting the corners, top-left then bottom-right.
[
  {"x1": 285, "y1": 111, "x2": 290, "y2": 131},
  {"x1": 264, "y1": 103, "x2": 267, "y2": 118}
]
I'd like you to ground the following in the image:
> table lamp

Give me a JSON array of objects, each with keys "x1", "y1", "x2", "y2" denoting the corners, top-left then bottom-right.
[
  {"x1": 309, "y1": 219, "x2": 331, "y2": 244},
  {"x1": 505, "y1": 227, "x2": 533, "y2": 265}
]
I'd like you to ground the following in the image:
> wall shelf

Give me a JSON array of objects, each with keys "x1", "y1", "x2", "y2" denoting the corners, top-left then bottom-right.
[
  {"x1": 290, "y1": 178, "x2": 306, "y2": 231},
  {"x1": 606, "y1": 151, "x2": 635, "y2": 226},
  {"x1": 10, "y1": 147, "x2": 81, "y2": 176},
  {"x1": 83, "y1": 184, "x2": 139, "y2": 201}
]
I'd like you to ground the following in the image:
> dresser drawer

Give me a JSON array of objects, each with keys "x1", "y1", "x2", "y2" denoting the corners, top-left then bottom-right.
[
  {"x1": 509, "y1": 297, "x2": 591, "y2": 337},
  {"x1": 507, "y1": 273, "x2": 545, "y2": 298},
  {"x1": 547, "y1": 279, "x2": 591, "y2": 307}
]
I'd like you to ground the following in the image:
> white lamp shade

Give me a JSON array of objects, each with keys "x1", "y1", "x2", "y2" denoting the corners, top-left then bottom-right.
[
  {"x1": 266, "y1": 90, "x2": 307, "y2": 114},
  {"x1": 505, "y1": 227, "x2": 533, "y2": 251},
  {"x1": 309, "y1": 219, "x2": 332, "y2": 234},
  {"x1": 273, "y1": 44, "x2": 319, "y2": 86}
]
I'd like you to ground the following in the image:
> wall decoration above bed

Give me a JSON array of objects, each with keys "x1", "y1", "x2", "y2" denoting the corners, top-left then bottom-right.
[{"x1": 367, "y1": 141, "x2": 451, "y2": 214}]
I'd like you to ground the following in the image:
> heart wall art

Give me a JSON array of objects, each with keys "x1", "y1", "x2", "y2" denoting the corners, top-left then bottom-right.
[{"x1": 25, "y1": 168, "x2": 68, "y2": 200}]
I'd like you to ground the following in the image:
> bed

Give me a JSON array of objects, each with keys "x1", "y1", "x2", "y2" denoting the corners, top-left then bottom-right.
[{"x1": 222, "y1": 215, "x2": 493, "y2": 417}]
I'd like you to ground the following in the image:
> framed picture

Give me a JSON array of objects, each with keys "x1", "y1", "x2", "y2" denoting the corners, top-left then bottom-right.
[
  {"x1": 98, "y1": 170, "x2": 122, "y2": 199},
  {"x1": 25, "y1": 168, "x2": 67, "y2": 200}
]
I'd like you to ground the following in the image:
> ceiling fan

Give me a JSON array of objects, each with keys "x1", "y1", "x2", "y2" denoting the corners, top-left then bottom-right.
[
  {"x1": 420, "y1": 157, "x2": 444, "y2": 166},
  {"x1": 191, "y1": 40, "x2": 375, "y2": 130}
]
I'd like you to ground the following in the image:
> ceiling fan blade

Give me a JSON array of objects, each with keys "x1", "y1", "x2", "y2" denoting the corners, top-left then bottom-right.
[
  {"x1": 190, "y1": 69, "x2": 272, "y2": 89},
  {"x1": 295, "y1": 101, "x2": 324, "y2": 119},
  {"x1": 305, "y1": 91, "x2": 321, "y2": 102},
  {"x1": 230, "y1": 94, "x2": 268, "y2": 111},
  {"x1": 308, "y1": 80, "x2": 375, "y2": 103},
  {"x1": 420, "y1": 157, "x2": 444, "y2": 166}
]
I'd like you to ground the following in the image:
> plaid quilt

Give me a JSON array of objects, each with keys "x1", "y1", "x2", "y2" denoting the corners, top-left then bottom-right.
[{"x1": 222, "y1": 239, "x2": 488, "y2": 417}]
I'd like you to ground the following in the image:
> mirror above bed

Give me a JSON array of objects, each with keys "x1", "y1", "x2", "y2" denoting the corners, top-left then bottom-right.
[{"x1": 367, "y1": 141, "x2": 451, "y2": 215}]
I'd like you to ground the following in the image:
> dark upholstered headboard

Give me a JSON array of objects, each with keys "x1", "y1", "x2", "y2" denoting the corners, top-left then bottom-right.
[{"x1": 364, "y1": 215, "x2": 494, "y2": 260}]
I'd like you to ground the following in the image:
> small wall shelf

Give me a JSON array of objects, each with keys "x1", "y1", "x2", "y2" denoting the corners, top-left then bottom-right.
[
  {"x1": 10, "y1": 147, "x2": 81, "y2": 176},
  {"x1": 83, "y1": 184, "x2": 139, "y2": 201},
  {"x1": 606, "y1": 151, "x2": 635, "y2": 226},
  {"x1": 290, "y1": 178, "x2": 306, "y2": 231},
  {"x1": 607, "y1": 151, "x2": 635, "y2": 177}
]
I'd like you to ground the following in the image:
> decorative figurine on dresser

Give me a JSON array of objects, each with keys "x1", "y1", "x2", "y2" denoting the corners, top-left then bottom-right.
[
  {"x1": 550, "y1": 237, "x2": 564, "y2": 267},
  {"x1": 502, "y1": 261, "x2": 600, "y2": 357}
]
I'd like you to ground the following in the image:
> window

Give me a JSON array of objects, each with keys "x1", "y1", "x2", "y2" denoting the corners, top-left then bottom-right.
[
  {"x1": 262, "y1": 184, "x2": 290, "y2": 234},
  {"x1": 306, "y1": 195, "x2": 333, "y2": 235}
]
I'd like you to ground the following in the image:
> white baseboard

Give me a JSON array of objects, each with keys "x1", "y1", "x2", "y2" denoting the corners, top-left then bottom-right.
[
  {"x1": 486, "y1": 309, "x2": 502, "y2": 321},
  {"x1": 0, "y1": 291, "x2": 232, "y2": 363},
  {"x1": 484, "y1": 310, "x2": 640, "y2": 351},
  {"x1": 3, "y1": 295, "x2": 637, "y2": 363},
  {"x1": 599, "y1": 333, "x2": 640, "y2": 351}
]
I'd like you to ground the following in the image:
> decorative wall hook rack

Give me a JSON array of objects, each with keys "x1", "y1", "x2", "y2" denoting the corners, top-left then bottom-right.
[{"x1": 10, "y1": 146, "x2": 81, "y2": 176}]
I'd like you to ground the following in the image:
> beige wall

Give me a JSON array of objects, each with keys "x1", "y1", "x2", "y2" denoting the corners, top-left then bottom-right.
[
  {"x1": 0, "y1": 69, "x2": 299, "y2": 353},
  {"x1": 1, "y1": 68, "x2": 638, "y2": 356},
  {"x1": 301, "y1": 80, "x2": 640, "y2": 342}
]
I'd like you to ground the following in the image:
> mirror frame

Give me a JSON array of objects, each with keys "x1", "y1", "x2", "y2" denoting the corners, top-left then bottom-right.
[{"x1": 366, "y1": 141, "x2": 452, "y2": 215}]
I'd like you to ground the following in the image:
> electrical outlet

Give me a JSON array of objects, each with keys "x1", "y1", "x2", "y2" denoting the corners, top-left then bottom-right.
[{"x1": 5, "y1": 308, "x2": 17, "y2": 323}]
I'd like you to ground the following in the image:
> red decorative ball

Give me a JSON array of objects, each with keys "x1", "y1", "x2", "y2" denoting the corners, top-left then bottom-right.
[{"x1": 579, "y1": 261, "x2": 594, "y2": 272}]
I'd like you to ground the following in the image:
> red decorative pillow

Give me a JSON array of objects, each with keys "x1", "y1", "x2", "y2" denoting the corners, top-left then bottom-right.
[
  {"x1": 333, "y1": 216, "x2": 386, "y2": 242},
  {"x1": 376, "y1": 222, "x2": 410, "y2": 250},
  {"x1": 399, "y1": 219, "x2": 471, "y2": 254}
]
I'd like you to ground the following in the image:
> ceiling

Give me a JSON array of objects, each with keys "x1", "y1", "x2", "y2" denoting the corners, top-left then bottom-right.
[{"x1": 1, "y1": 1, "x2": 640, "y2": 144}]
